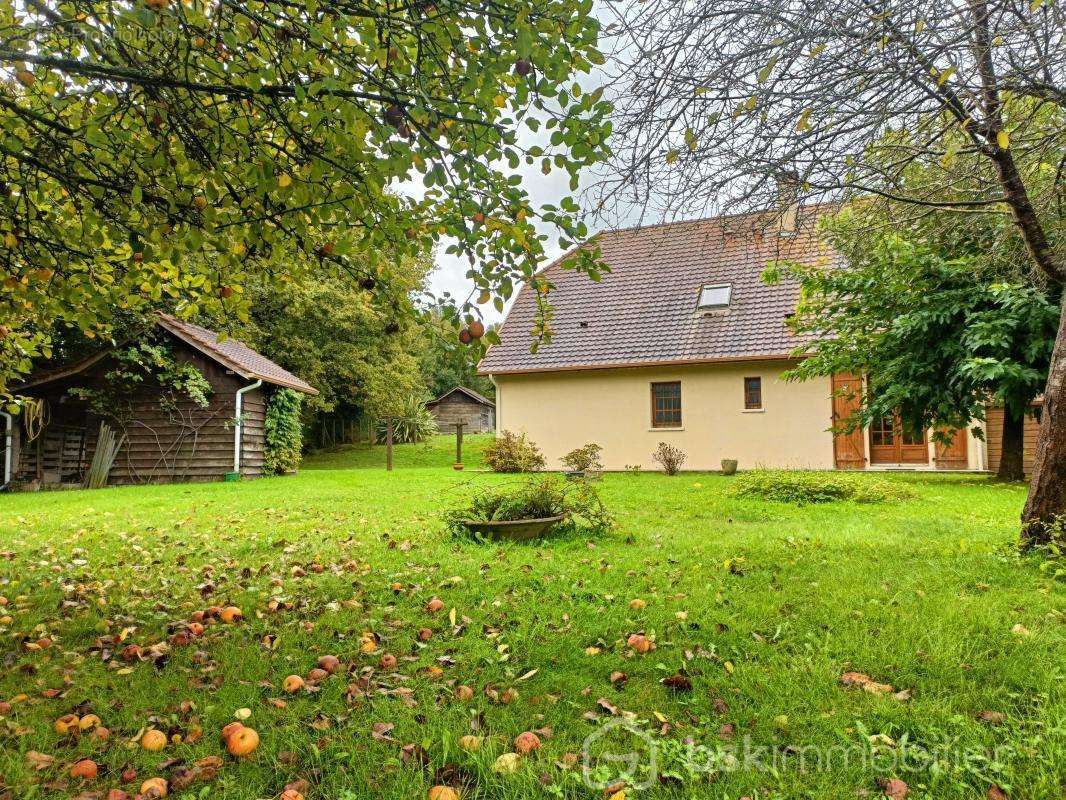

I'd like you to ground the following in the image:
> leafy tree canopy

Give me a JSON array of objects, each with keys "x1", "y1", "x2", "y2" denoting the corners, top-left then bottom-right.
[
  {"x1": 0, "y1": 0, "x2": 611, "y2": 399},
  {"x1": 767, "y1": 203, "x2": 1059, "y2": 441},
  {"x1": 208, "y1": 251, "x2": 428, "y2": 421}
]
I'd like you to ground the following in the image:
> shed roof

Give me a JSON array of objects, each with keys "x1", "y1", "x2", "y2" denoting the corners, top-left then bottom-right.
[
  {"x1": 478, "y1": 205, "x2": 840, "y2": 376},
  {"x1": 155, "y1": 314, "x2": 317, "y2": 394},
  {"x1": 427, "y1": 385, "x2": 496, "y2": 408},
  {"x1": 17, "y1": 314, "x2": 317, "y2": 395}
]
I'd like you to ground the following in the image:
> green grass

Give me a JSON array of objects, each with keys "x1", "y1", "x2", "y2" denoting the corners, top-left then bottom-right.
[
  {"x1": 0, "y1": 436, "x2": 1062, "y2": 800},
  {"x1": 303, "y1": 432, "x2": 492, "y2": 470}
]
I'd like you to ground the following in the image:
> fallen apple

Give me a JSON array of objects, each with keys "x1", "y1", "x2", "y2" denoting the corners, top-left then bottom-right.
[
  {"x1": 70, "y1": 759, "x2": 98, "y2": 780},
  {"x1": 428, "y1": 786, "x2": 459, "y2": 800},
  {"x1": 458, "y1": 735, "x2": 481, "y2": 752},
  {"x1": 140, "y1": 728, "x2": 167, "y2": 751},
  {"x1": 493, "y1": 752, "x2": 521, "y2": 774},
  {"x1": 54, "y1": 714, "x2": 80, "y2": 735},
  {"x1": 78, "y1": 714, "x2": 102, "y2": 731},
  {"x1": 425, "y1": 596, "x2": 445, "y2": 613},
  {"x1": 282, "y1": 675, "x2": 304, "y2": 693},
  {"x1": 627, "y1": 633, "x2": 654, "y2": 654},
  {"x1": 219, "y1": 606, "x2": 242, "y2": 624},
  {"x1": 226, "y1": 725, "x2": 259, "y2": 757},
  {"x1": 379, "y1": 653, "x2": 398, "y2": 669},
  {"x1": 317, "y1": 654, "x2": 340, "y2": 673},
  {"x1": 140, "y1": 777, "x2": 168, "y2": 798},
  {"x1": 514, "y1": 731, "x2": 541, "y2": 755}
]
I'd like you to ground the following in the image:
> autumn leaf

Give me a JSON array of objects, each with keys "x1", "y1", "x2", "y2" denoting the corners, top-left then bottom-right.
[
  {"x1": 26, "y1": 751, "x2": 55, "y2": 770},
  {"x1": 661, "y1": 673, "x2": 692, "y2": 692}
]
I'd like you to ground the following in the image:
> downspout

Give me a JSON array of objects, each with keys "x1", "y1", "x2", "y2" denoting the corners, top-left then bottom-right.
[
  {"x1": 489, "y1": 375, "x2": 499, "y2": 434},
  {"x1": 232, "y1": 379, "x2": 263, "y2": 478},
  {"x1": 1, "y1": 411, "x2": 12, "y2": 487}
]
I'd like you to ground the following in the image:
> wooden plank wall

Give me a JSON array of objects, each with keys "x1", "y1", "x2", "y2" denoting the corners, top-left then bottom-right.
[
  {"x1": 16, "y1": 347, "x2": 274, "y2": 486},
  {"x1": 240, "y1": 388, "x2": 266, "y2": 478},
  {"x1": 984, "y1": 406, "x2": 1041, "y2": 476},
  {"x1": 108, "y1": 355, "x2": 248, "y2": 484}
]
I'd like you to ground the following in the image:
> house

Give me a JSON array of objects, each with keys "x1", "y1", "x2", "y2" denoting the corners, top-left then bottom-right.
[
  {"x1": 479, "y1": 206, "x2": 998, "y2": 472},
  {"x1": 1, "y1": 313, "x2": 317, "y2": 488},
  {"x1": 426, "y1": 386, "x2": 496, "y2": 434}
]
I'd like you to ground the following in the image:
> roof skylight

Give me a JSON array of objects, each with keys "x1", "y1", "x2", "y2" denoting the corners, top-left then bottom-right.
[{"x1": 697, "y1": 283, "x2": 732, "y2": 310}]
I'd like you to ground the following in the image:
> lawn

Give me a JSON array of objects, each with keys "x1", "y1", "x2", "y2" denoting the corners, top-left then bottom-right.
[{"x1": 0, "y1": 436, "x2": 1062, "y2": 800}]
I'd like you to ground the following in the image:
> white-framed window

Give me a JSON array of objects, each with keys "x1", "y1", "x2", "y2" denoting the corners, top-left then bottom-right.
[{"x1": 697, "y1": 283, "x2": 732, "y2": 311}]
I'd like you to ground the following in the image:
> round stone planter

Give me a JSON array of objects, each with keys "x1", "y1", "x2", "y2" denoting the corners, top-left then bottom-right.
[
  {"x1": 721, "y1": 459, "x2": 738, "y2": 476},
  {"x1": 460, "y1": 514, "x2": 566, "y2": 542}
]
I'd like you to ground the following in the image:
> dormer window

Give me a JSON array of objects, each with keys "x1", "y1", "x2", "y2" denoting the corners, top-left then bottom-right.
[{"x1": 697, "y1": 283, "x2": 732, "y2": 311}]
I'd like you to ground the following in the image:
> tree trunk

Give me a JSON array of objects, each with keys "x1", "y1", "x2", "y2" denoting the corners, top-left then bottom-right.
[
  {"x1": 997, "y1": 407, "x2": 1025, "y2": 482},
  {"x1": 1021, "y1": 299, "x2": 1066, "y2": 546}
]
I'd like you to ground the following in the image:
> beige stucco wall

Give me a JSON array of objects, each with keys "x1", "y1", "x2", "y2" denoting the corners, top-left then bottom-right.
[{"x1": 493, "y1": 360, "x2": 837, "y2": 471}]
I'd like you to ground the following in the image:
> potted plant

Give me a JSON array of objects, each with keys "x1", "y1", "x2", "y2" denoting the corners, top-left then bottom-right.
[{"x1": 445, "y1": 476, "x2": 612, "y2": 542}]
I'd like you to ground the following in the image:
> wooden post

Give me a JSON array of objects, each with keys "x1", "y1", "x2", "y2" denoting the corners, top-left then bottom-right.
[
  {"x1": 455, "y1": 421, "x2": 464, "y2": 466},
  {"x1": 386, "y1": 417, "x2": 393, "y2": 472}
]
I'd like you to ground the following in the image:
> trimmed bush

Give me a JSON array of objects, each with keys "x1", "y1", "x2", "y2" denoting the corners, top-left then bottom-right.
[
  {"x1": 484, "y1": 430, "x2": 546, "y2": 473},
  {"x1": 653, "y1": 442, "x2": 687, "y2": 475},
  {"x1": 728, "y1": 470, "x2": 916, "y2": 504},
  {"x1": 561, "y1": 442, "x2": 603, "y2": 474}
]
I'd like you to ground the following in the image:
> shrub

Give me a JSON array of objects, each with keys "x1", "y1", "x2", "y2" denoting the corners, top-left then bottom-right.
[
  {"x1": 728, "y1": 470, "x2": 916, "y2": 504},
  {"x1": 484, "y1": 430, "x2": 546, "y2": 473},
  {"x1": 264, "y1": 388, "x2": 304, "y2": 474},
  {"x1": 653, "y1": 442, "x2": 687, "y2": 475},
  {"x1": 376, "y1": 396, "x2": 438, "y2": 444},
  {"x1": 561, "y1": 442, "x2": 603, "y2": 474},
  {"x1": 444, "y1": 475, "x2": 613, "y2": 536}
]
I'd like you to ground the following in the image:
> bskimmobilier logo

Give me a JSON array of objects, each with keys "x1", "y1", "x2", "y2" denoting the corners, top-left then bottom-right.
[{"x1": 581, "y1": 717, "x2": 659, "y2": 791}]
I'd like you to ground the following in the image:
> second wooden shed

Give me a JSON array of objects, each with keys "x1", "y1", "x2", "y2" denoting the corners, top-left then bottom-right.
[{"x1": 426, "y1": 386, "x2": 496, "y2": 434}]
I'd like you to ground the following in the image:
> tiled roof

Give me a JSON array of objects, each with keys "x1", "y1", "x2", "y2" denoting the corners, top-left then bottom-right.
[
  {"x1": 156, "y1": 314, "x2": 318, "y2": 394},
  {"x1": 428, "y1": 386, "x2": 496, "y2": 407},
  {"x1": 479, "y1": 206, "x2": 839, "y2": 375}
]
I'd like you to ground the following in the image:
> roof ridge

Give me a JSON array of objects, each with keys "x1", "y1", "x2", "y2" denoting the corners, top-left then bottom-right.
[{"x1": 590, "y1": 200, "x2": 838, "y2": 238}]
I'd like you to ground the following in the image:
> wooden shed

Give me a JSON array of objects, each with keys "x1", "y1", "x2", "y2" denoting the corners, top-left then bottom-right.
[
  {"x1": 1, "y1": 314, "x2": 316, "y2": 488},
  {"x1": 426, "y1": 386, "x2": 496, "y2": 434}
]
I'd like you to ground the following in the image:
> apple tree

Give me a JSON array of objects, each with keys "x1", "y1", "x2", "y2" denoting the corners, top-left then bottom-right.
[{"x1": 0, "y1": 0, "x2": 611, "y2": 396}]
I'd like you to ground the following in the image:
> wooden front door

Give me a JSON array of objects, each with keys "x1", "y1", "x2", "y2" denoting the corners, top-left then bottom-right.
[
  {"x1": 934, "y1": 428, "x2": 968, "y2": 470},
  {"x1": 831, "y1": 373, "x2": 866, "y2": 469},
  {"x1": 869, "y1": 414, "x2": 928, "y2": 464}
]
